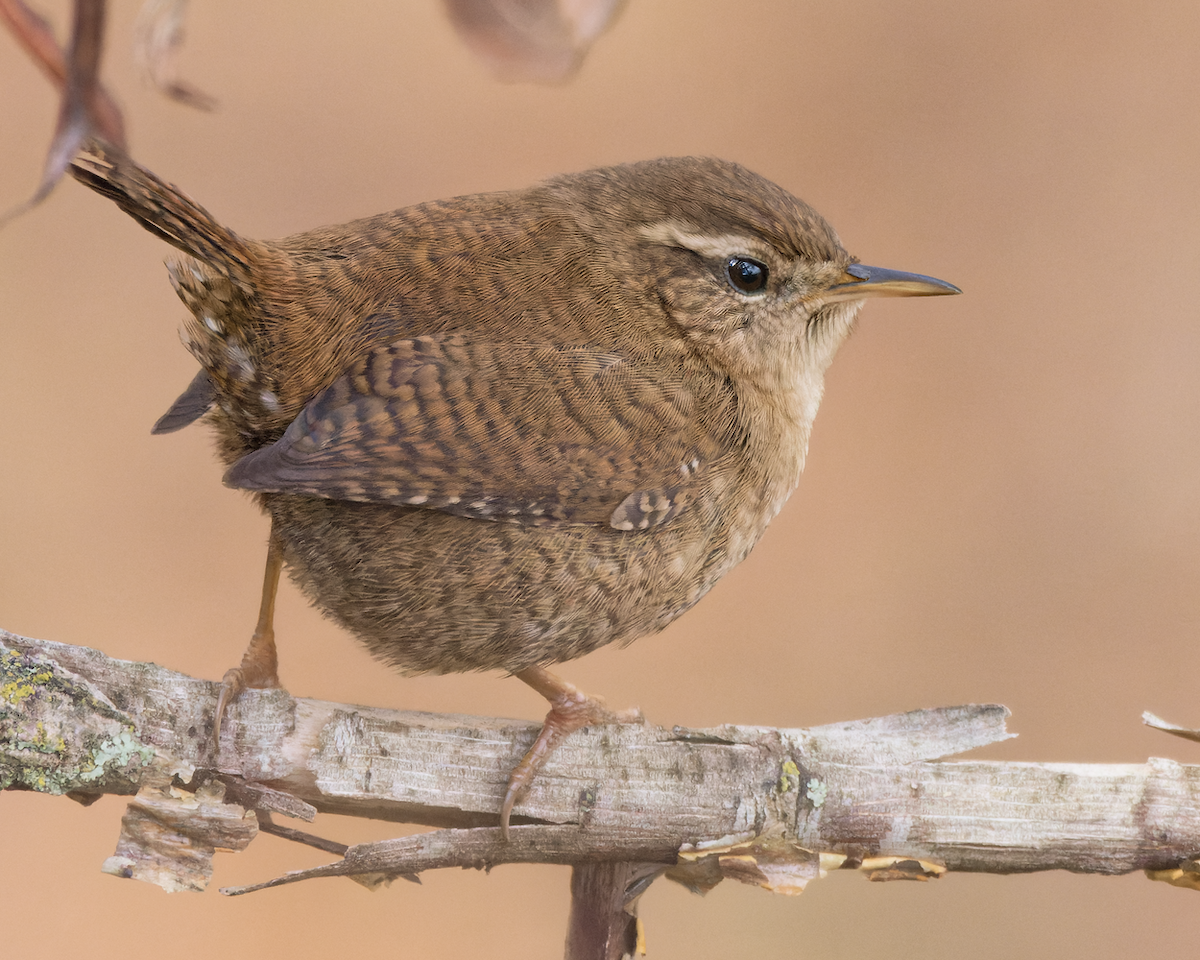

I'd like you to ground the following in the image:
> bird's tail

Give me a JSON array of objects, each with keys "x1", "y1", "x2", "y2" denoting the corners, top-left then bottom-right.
[{"x1": 70, "y1": 137, "x2": 252, "y2": 282}]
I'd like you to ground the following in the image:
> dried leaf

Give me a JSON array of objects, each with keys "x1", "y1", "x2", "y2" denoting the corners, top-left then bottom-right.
[
  {"x1": 678, "y1": 834, "x2": 827, "y2": 895},
  {"x1": 442, "y1": 0, "x2": 625, "y2": 82},
  {"x1": 1146, "y1": 858, "x2": 1200, "y2": 892},
  {"x1": 861, "y1": 855, "x2": 946, "y2": 882},
  {"x1": 133, "y1": 0, "x2": 216, "y2": 110}
]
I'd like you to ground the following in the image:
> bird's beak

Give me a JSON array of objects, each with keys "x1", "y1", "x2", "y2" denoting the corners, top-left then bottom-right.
[{"x1": 823, "y1": 263, "x2": 961, "y2": 304}]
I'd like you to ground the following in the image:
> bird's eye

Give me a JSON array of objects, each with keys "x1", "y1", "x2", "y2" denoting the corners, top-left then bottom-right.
[{"x1": 725, "y1": 256, "x2": 769, "y2": 295}]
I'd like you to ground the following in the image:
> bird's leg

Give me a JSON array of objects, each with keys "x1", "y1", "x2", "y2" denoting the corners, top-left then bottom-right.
[
  {"x1": 214, "y1": 529, "x2": 284, "y2": 742},
  {"x1": 501, "y1": 665, "x2": 643, "y2": 838}
]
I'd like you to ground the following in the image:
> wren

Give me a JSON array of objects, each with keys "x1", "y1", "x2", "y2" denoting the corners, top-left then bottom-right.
[{"x1": 68, "y1": 138, "x2": 959, "y2": 833}]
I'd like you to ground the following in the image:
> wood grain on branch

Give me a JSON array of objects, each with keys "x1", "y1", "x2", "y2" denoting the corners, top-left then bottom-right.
[{"x1": 3, "y1": 628, "x2": 1199, "y2": 902}]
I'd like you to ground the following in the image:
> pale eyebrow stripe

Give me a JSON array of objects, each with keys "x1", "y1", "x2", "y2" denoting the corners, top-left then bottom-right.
[{"x1": 637, "y1": 220, "x2": 775, "y2": 262}]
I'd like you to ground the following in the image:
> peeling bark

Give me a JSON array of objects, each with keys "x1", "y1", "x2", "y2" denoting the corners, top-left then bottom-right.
[{"x1": 3, "y1": 628, "x2": 1199, "y2": 906}]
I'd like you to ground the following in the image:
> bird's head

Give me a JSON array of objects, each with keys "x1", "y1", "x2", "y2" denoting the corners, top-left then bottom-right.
[{"x1": 550, "y1": 156, "x2": 959, "y2": 395}]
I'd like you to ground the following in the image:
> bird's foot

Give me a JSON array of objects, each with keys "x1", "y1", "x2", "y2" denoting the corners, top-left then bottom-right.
[
  {"x1": 214, "y1": 532, "x2": 285, "y2": 747},
  {"x1": 502, "y1": 667, "x2": 643, "y2": 839},
  {"x1": 213, "y1": 619, "x2": 282, "y2": 747}
]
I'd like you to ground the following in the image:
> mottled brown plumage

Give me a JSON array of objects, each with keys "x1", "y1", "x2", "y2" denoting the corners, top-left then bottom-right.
[{"x1": 69, "y1": 138, "x2": 958, "y2": 831}]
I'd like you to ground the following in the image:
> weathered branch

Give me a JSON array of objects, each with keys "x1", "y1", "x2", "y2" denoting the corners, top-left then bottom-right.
[{"x1": 3, "y1": 627, "x2": 1200, "y2": 906}]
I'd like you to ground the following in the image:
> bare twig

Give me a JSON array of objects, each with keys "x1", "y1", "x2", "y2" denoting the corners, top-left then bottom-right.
[
  {"x1": 565, "y1": 862, "x2": 657, "y2": 960},
  {"x1": 0, "y1": 0, "x2": 125, "y2": 224},
  {"x1": 1144, "y1": 710, "x2": 1200, "y2": 745},
  {"x1": 0, "y1": 0, "x2": 126, "y2": 146}
]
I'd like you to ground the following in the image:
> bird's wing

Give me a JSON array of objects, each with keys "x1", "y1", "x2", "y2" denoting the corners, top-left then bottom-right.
[{"x1": 224, "y1": 336, "x2": 737, "y2": 529}]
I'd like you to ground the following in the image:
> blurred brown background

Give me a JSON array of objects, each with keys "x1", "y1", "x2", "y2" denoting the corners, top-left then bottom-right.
[{"x1": 2, "y1": 0, "x2": 1199, "y2": 955}]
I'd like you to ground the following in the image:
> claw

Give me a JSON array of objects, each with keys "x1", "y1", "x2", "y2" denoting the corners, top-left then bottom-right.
[
  {"x1": 214, "y1": 666, "x2": 248, "y2": 743},
  {"x1": 502, "y1": 666, "x2": 643, "y2": 839}
]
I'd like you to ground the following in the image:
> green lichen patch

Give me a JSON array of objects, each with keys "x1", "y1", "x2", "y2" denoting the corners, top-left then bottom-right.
[
  {"x1": 805, "y1": 778, "x2": 827, "y2": 809},
  {"x1": 0, "y1": 644, "x2": 152, "y2": 795},
  {"x1": 75, "y1": 729, "x2": 155, "y2": 785}
]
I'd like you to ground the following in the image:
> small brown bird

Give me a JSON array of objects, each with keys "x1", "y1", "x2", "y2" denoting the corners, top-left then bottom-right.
[{"x1": 69, "y1": 139, "x2": 958, "y2": 833}]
